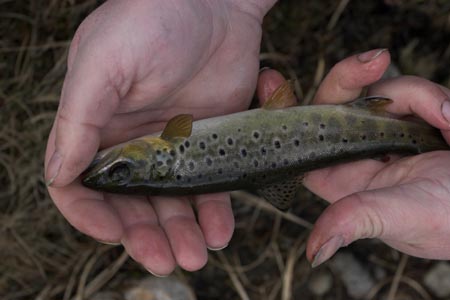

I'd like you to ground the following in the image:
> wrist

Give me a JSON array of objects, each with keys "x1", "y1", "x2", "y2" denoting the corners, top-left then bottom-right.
[{"x1": 229, "y1": 0, "x2": 278, "y2": 19}]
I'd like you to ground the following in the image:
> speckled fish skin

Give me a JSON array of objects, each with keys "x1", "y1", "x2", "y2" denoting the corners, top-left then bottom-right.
[{"x1": 82, "y1": 103, "x2": 449, "y2": 200}]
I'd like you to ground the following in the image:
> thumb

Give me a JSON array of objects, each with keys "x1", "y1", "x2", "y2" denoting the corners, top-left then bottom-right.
[
  {"x1": 45, "y1": 45, "x2": 125, "y2": 187},
  {"x1": 306, "y1": 185, "x2": 435, "y2": 267}
]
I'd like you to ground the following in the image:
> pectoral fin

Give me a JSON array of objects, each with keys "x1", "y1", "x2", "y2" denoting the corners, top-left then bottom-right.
[
  {"x1": 257, "y1": 175, "x2": 304, "y2": 211},
  {"x1": 262, "y1": 80, "x2": 297, "y2": 110},
  {"x1": 161, "y1": 114, "x2": 193, "y2": 140}
]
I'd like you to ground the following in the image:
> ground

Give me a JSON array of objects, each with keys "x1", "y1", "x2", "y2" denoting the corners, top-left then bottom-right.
[{"x1": 1, "y1": 1, "x2": 450, "y2": 299}]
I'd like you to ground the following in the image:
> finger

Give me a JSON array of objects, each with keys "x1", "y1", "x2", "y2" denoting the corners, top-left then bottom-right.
[
  {"x1": 48, "y1": 181, "x2": 123, "y2": 243},
  {"x1": 256, "y1": 68, "x2": 289, "y2": 105},
  {"x1": 45, "y1": 41, "x2": 130, "y2": 187},
  {"x1": 368, "y1": 76, "x2": 450, "y2": 141},
  {"x1": 46, "y1": 126, "x2": 124, "y2": 243},
  {"x1": 151, "y1": 196, "x2": 208, "y2": 271},
  {"x1": 194, "y1": 192, "x2": 234, "y2": 250},
  {"x1": 307, "y1": 183, "x2": 450, "y2": 267},
  {"x1": 304, "y1": 159, "x2": 390, "y2": 203},
  {"x1": 314, "y1": 48, "x2": 390, "y2": 104},
  {"x1": 106, "y1": 194, "x2": 176, "y2": 276}
]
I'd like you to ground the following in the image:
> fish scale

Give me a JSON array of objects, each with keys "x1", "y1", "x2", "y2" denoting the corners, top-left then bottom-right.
[{"x1": 82, "y1": 92, "x2": 449, "y2": 210}]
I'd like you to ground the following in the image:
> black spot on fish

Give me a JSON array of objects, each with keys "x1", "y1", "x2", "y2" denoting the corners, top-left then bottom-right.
[
  {"x1": 241, "y1": 148, "x2": 247, "y2": 157},
  {"x1": 212, "y1": 133, "x2": 218, "y2": 139},
  {"x1": 294, "y1": 139, "x2": 300, "y2": 146},
  {"x1": 303, "y1": 122, "x2": 309, "y2": 127},
  {"x1": 227, "y1": 138, "x2": 234, "y2": 146},
  {"x1": 380, "y1": 132, "x2": 385, "y2": 137},
  {"x1": 361, "y1": 135, "x2": 367, "y2": 140},
  {"x1": 254, "y1": 160, "x2": 259, "y2": 167},
  {"x1": 157, "y1": 161, "x2": 163, "y2": 167},
  {"x1": 238, "y1": 128, "x2": 241, "y2": 132},
  {"x1": 282, "y1": 125, "x2": 287, "y2": 130},
  {"x1": 179, "y1": 145, "x2": 185, "y2": 153},
  {"x1": 342, "y1": 138, "x2": 348, "y2": 143},
  {"x1": 260, "y1": 147, "x2": 267, "y2": 155},
  {"x1": 219, "y1": 148, "x2": 226, "y2": 156},
  {"x1": 320, "y1": 123, "x2": 326, "y2": 129},
  {"x1": 197, "y1": 174, "x2": 203, "y2": 179},
  {"x1": 156, "y1": 150, "x2": 162, "y2": 155},
  {"x1": 206, "y1": 157, "x2": 212, "y2": 166},
  {"x1": 176, "y1": 175, "x2": 182, "y2": 180},
  {"x1": 274, "y1": 140, "x2": 281, "y2": 149},
  {"x1": 412, "y1": 139, "x2": 417, "y2": 144},
  {"x1": 253, "y1": 131, "x2": 260, "y2": 139},
  {"x1": 271, "y1": 162, "x2": 277, "y2": 168},
  {"x1": 184, "y1": 140, "x2": 190, "y2": 148},
  {"x1": 400, "y1": 133, "x2": 405, "y2": 138},
  {"x1": 242, "y1": 173, "x2": 247, "y2": 178},
  {"x1": 319, "y1": 135, "x2": 324, "y2": 141},
  {"x1": 170, "y1": 149, "x2": 176, "y2": 156},
  {"x1": 283, "y1": 159, "x2": 289, "y2": 166},
  {"x1": 199, "y1": 141, "x2": 206, "y2": 150},
  {"x1": 218, "y1": 168, "x2": 223, "y2": 174}
]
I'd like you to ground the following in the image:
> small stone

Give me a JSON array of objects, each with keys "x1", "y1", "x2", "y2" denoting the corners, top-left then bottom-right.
[
  {"x1": 308, "y1": 269, "x2": 333, "y2": 296},
  {"x1": 424, "y1": 262, "x2": 450, "y2": 298},
  {"x1": 329, "y1": 251, "x2": 375, "y2": 298},
  {"x1": 125, "y1": 276, "x2": 196, "y2": 300}
]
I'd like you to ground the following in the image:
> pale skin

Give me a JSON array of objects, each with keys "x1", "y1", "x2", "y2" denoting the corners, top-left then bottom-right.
[
  {"x1": 260, "y1": 50, "x2": 450, "y2": 266},
  {"x1": 45, "y1": 0, "x2": 450, "y2": 274}
]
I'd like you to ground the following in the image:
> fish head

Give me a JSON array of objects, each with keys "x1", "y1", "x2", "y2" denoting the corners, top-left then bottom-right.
[{"x1": 82, "y1": 137, "x2": 176, "y2": 192}]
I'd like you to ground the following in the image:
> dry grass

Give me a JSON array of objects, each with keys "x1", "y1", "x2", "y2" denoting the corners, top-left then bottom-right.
[{"x1": 1, "y1": 1, "x2": 450, "y2": 299}]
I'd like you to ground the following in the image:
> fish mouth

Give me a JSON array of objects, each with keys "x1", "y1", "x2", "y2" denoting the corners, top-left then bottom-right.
[{"x1": 81, "y1": 148, "x2": 122, "y2": 188}]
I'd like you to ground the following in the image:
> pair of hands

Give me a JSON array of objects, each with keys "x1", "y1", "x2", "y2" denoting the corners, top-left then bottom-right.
[{"x1": 45, "y1": 0, "x2": 450, "y2": 275}]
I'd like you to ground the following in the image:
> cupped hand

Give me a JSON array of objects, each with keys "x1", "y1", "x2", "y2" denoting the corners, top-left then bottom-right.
[
  {"x1": 258, "y1": 49, "x2": 450, "y2": 267},
  {"x1": 45, "y1": 0, "x2": 276, "y2": 275}
]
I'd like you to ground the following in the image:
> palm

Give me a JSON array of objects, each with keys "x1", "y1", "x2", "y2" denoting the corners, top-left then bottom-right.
[
  {"x1": 94, "y1": 0, "x2": 262, "y2": 147},
  {"x1": 47, "y1": 0, "x2": 266, "y2": 275}
]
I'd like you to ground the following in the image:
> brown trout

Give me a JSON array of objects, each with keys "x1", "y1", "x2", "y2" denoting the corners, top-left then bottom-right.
[{"x1": 82, "y1": 84, "x2": 449, "y2": 210}]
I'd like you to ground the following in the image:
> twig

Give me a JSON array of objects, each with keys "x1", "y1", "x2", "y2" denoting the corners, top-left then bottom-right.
[
  {"x1": 217, "y1": 251, "x2": 250, "y2": 300},
  {"x1": 281, "y1": 235, "x2": 306, "y2": 300},
  {"x1": 387, "y1": 254, "x2": 408, "y2": 300},
  {"x1": 327, "y1": 0, "x2": 350, "y2": 31}
]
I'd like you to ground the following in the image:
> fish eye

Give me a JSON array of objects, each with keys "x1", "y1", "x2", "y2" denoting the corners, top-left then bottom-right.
[{"x1": 108, "y1": 162, "x2": 131, "y2": 184}]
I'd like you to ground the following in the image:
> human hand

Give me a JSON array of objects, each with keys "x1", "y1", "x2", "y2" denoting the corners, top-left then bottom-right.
[
  {"x1": 258, "y1": 49, "x2": 450, "y2": 267},
  {"x1": 45, "y1": 0, "x2": 277, "y2": 276}
]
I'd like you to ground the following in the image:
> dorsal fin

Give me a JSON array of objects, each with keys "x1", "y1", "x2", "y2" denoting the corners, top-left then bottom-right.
[
  {"x1": 262, "y1": 80, "x2": 297, "y2": 110},
  {"x1": 161, "y1": 114, "x2": 193, "y2": 140},
  {"x1": 256, "y1": 175, "x2": 304, "y2": 211},
  {"x1": 345, "y1": 96, "x2": 393, "y2": 113}
]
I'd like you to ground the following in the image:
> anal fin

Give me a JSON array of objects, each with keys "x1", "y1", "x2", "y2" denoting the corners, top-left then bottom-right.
[{"x1": 256, "y1": 175, "x2": 304, "y2": 211}]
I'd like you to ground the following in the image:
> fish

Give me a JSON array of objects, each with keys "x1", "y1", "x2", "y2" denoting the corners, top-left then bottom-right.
[{"x1": 82, "y1": 82, "x2": 449, "y2": 210}]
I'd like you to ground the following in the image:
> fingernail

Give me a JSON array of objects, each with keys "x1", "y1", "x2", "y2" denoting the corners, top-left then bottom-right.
[
  {"x1": 46, "y1": 151, "x2": 63, "y2": 186},
  {"x1": 207, "y1": 243, "x2": 228, "y2": 251},
  {"x1": 259, "y1": 66, "x2": 270, "y2": 73},
  {"x1": 357, "y1": 48, "x2": 388, "y2": 63},
  {"x1": 441, "y1": 100, "x2": 450, "y2": 125},
  {"x1": 146, "y1": 268, "x2": 168, "y2": 278},
  {"x1": 311, "y1": 235, "x2": 345, "y2": 268}
]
